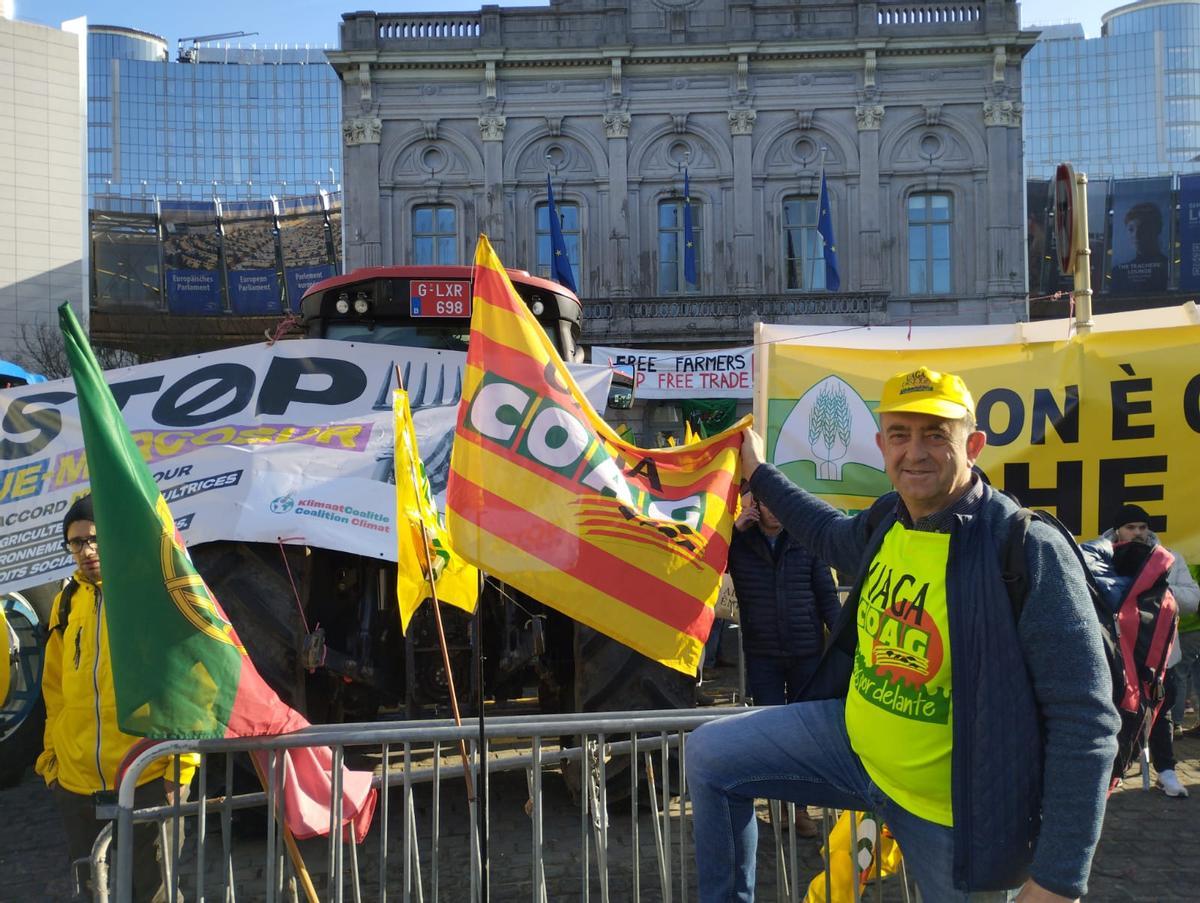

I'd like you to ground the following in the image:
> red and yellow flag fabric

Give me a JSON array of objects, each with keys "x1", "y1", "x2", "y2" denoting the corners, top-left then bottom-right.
[
  {"x1": 446, "y1": 236, "x2": 749, "y2": 675},
  {"x1": 59, "y1": 303, "x2": 376, "y2": 842}
]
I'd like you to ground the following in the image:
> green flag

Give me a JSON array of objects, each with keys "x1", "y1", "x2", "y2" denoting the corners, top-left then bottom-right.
[{"x1": 59, "y1": 303, "x2": 303, "y2": 739}]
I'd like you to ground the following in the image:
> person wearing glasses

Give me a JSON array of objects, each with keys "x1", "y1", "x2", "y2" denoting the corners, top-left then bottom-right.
[{"x1": 36, "y1": 495, "x2": 197, "y2": 901}]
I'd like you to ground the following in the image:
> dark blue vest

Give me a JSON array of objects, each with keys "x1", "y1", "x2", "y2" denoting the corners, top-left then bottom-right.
[{"x1": 801, "y1": 487, "x2": 1042, "y2": 891}]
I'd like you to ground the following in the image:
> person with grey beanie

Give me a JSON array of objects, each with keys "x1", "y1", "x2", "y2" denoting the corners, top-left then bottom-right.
[{"x1": 1102, "y1": 504, "x2": 1200, "y2": 798}]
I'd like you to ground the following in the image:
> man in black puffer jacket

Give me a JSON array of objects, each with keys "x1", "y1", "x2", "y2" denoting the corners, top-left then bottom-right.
[{"x1": 729, "y1": 494, "x2": 841, "y2": 707}]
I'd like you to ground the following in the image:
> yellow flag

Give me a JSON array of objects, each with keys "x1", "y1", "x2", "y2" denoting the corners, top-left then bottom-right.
[
  {"x1": 804, "y1": 810, "x2": 903, "y2": 902},
  {"x1": 394, "y1": 387, "x2": 479, "y2": 633},
  {"x1": 683, "y1": 420, "x2": 699, "y2": 445}
]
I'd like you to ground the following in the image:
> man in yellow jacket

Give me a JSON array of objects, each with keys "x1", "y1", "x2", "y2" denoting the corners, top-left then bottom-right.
[{"x1": 36, "y1": 495, "x2": 199, "y2": 901}]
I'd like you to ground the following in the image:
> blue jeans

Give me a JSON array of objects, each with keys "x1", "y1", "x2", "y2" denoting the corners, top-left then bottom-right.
[
  {"x1": 1171, "y1": 631, "x2": 1200, "y2": 724},
  {"x1": 686, "y1": 700, "x2": 1019, "y2": 903},
  {"x1": 744, "y1": 655, "x2": 820, "y2": 706},
  {"x1": 705, "y1": 619, "x2": 729, "y2": 669}
]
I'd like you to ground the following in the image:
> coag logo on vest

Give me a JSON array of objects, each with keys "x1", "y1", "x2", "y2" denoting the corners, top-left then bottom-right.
[
  {"x1": 270, "y1": 495, "x2": 294, "y2": 514},
  {"x1": 853, "y1": 557, "x2": 951, "y2": 724}
]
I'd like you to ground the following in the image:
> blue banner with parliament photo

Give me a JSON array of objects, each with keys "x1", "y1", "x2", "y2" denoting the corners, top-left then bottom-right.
[
  {"x1": 229, "y1": 269, "x2": 283, "y2": 314},
  {"x1": 165, "y1": 269, "x2": 223, "y2": 314},
  {"x1": 286, "y1": 264, "x2": 335, "y2": 308},
  {"x1": 161, "y1": 201, "x2": 225, "y2": 315}
]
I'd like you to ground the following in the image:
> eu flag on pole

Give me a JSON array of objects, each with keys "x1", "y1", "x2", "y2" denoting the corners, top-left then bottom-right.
[
  {"x1": 817, "y1": 169, "x2": 841, "y2": 291},
  {"x1": 683, "y1": 168, "x2": 697, "y2": 288},
  {"x1": 546, "y1": 174, "x2": 578, "y2": 294}
]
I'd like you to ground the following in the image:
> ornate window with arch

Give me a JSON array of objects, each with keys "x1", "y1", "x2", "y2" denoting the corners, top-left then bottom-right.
[
  {"x1": 535, "y1": 201, "x2": 581, "y2": 288},
  {"x1": 412, "y1": 204, "x2": 457, "y2": 265},
  {"x1": 657, "y1": 197, "x2": 701, "y2": 294},
  {"x1": 907, "y1": 192, "x2": 953, "y2": 294},
  {"x1": 782, "y1": 195, "x2": 826, "y2": 291}
]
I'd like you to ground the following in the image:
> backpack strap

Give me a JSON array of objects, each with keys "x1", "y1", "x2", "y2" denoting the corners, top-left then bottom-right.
[
  {"x1": 1001, "y1": 507, "x2": 1102, "y2": 624},
  {"x1": 50, "y1": 577, "x2": 79, "y2": 634},
  {"x1": 1000, "y1": 509, "x2": 1034, "y2": 621}
]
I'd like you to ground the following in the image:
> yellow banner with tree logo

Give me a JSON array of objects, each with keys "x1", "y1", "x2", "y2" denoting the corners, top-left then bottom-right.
[{"x1": 757, "y1": 306, "x2": 1200, "y2": 561}]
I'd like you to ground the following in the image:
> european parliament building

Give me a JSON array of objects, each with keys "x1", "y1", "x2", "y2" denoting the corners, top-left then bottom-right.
[
  {"x1": 87, "y1": 26, "x2": 342, "y2": 208},
  {"x1": 80, "y1": 26, "x2": 345, "y2": 354},
  {"x1": 1023, "y1": 0, "x2": 1200, "y2": 310}
]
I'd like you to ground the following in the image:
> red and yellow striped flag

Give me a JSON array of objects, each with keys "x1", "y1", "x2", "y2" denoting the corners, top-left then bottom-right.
[{"x1": 446, "y1": 235, "x2": 749, "y2": 675}]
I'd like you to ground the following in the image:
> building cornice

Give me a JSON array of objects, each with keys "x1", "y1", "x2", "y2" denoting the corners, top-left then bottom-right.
[{"x1": 327, "y1": 34, "x2": 1036, "y2": 77}]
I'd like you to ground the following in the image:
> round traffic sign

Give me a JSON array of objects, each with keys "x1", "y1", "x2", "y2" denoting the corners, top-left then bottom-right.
[{"x1": 1054, "y1": 163, "x2": 1076, "y2": 275}]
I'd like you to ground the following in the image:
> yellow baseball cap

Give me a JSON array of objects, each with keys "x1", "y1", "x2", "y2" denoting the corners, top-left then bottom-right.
[{"x1": 875, "y1": 366, "x2": 975, "y2": 419}]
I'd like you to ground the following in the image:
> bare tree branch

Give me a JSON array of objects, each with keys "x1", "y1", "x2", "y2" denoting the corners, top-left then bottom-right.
[{"x1": 14, "y1": 322, "x2": 145, "y2": 380}]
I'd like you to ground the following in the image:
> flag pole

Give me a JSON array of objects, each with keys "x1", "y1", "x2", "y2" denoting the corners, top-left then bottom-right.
[
  {"x1": 475, "y1": 569, "x2": 489, "y2": 903},
  {"x1": 393, "y1": 365, "x2": 478, "y2": 811},
  {"x1": 249, "y1": 754, "x2": 321, "y2": 903}
]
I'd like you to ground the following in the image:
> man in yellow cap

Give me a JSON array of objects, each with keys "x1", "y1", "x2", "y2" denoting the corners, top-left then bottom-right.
[{"x1": 688, "y1": 367, "x2": 1119, "y2": 903}]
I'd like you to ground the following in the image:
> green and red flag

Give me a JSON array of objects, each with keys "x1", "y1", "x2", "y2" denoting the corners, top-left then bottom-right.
[{"x1": 59, "y1": 303, "x2": 375, "y2": 839}]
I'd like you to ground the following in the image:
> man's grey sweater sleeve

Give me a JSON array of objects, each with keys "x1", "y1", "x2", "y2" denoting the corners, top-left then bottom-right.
[
  {"x1": 1167, "y1": 550, "x2": 1200, "y2": 616},
  {"x1": 1020, "y1": 522, "x2": 1120, "y2": 898},
  {"x1": 748, "y1": 464, "x2": 869, "y2": 578}
]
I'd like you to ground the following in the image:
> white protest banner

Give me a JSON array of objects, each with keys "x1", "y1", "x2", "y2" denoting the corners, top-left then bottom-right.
[
  {"x1": 0, "y1": 340, "x2": 611, "y2": 595},
  {"x1": 590, "y1": 345, "x2": 754, "y2": 399}
]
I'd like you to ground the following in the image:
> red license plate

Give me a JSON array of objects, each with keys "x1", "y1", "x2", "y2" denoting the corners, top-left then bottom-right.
[{"x1": 410, "y1": 280, "x2": 471, "y2": 317}]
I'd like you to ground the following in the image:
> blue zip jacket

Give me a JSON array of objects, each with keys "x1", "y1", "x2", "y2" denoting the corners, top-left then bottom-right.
[
  {"x1": 728, "y1": 526, "x2": 840, "y2": 659},
  {"x1": 749, "y1": 464, "x2": 1119, "y2": 898}
]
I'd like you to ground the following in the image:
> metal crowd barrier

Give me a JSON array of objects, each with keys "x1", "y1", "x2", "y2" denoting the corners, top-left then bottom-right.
[{"x1": 90, "y1": 709, "x2": 914, "y2": 902}]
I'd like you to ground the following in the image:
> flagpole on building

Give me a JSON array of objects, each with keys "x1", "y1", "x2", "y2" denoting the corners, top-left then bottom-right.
[{"x1": 816, "y1": 145, "x2": 842, "y2": 292}]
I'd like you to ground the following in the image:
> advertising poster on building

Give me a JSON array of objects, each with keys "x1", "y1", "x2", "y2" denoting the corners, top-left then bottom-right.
[
  {"x1": 756, "y1": 306, "x2": 1200, "y2": 562},
  {"x1": 1107, "y1": 178, "x2": 1171, "y2": 294},
  {"x1": 279, "y1": 196, "x2": 335, "y2": 309},
  {"x1": 223, "y1": 200, "x2": 284, "y2": 315},
  {"x1": 0, "y1": 342, "x2": 612, "y2": 595},
  {"x1": 161, "y1": 200, "x2": 225, "y2": 315},
  {"x1": 1177, "y1": 174, "x2": 1200, "y2": 292},
  {"x1": 590, "y1": 345, "x2": 754, "y2": 399},
  {"x1": 89, "y1": 211, "x2": 162, "y2": 309}
]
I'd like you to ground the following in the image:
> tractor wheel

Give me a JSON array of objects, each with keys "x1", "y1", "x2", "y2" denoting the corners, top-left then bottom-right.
[
  {"x1": 564, "y1": 625, "x2": 693, "y2": 804},
  {"x1": 189, "y1": 541, "x2": 308, "y2": 712}
]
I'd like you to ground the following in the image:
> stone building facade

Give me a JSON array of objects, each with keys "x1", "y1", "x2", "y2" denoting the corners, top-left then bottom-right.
[{"x1": 330, "y1": 0, "x2": 1034, "y2": 345}]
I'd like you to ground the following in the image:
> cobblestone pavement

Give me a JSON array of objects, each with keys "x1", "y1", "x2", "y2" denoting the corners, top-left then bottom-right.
[{"x1": 2, "y1": 716, "x2": 1196, "y2": 901}]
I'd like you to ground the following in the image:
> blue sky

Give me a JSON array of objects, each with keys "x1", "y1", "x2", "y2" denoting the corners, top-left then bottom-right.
[{"x1": 20, "y1": 0, "x2": 1109, "y2": 46}]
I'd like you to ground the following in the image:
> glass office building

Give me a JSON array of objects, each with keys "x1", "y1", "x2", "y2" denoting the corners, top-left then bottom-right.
[
  {"x1": 1023, "y1": 0, "x2": 1200, "y2": 179},
  {"x1": 87, "y1": 26, "x2": 342, "y2": 210}
]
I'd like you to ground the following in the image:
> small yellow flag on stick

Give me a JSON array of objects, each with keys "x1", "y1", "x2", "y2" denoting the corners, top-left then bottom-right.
[{"x1": 393, "y1": 386, "x2": 479, "y2": 633}]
